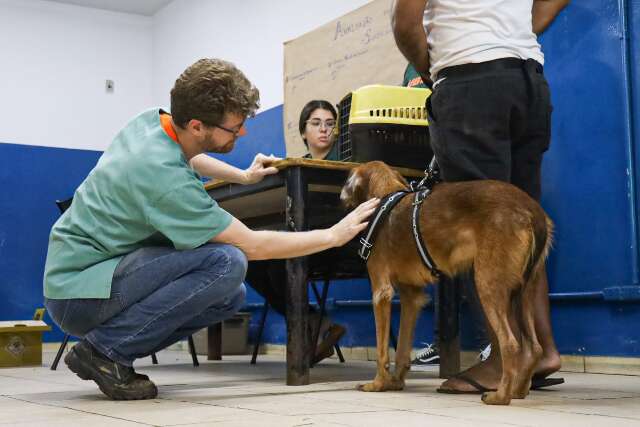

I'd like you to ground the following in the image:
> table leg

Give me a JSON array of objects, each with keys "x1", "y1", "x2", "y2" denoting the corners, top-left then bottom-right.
[
  {"x1": 438, "y1": 278, "x2": 460, "y2": 378},
  {"x1": 285, "y1": 167, "x2": 310, "y2": 385},
  {"x1": 207, "y1": 323, "x2": 222, "y2": 361}
]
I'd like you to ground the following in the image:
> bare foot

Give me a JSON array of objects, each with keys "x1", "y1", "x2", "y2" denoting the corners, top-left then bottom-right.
[
  {"x1": 438, "y1": 354, "x2": 501, "y2": 392},
  {"x1": 438, "y1": 349, "x2": 562, "y2": 393},
  {"x1": 534, "y1": 349, "x2": 561, "y2": 378}
]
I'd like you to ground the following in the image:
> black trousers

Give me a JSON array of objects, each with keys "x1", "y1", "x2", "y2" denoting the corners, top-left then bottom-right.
[
  {"x1": 429, "y1": 57, "x2": 552, "y2": 201},
  {"x1": 245, "y1": 260, "x2": 290, "y2": 316},
  {"x1": 428, "y1": 58, "x2": 552, "y2": 349},
  {"x1": 245, "y1": 259, "x2": 322, "y2": 318}
]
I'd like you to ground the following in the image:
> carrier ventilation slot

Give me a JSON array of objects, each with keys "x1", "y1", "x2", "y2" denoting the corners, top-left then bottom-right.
[
  {"x1": 369, "y1": 107, "x2": 427, "y2": 120},
  {"x1": 338, "y1": 94, "x2": 353, "y2": 161}
]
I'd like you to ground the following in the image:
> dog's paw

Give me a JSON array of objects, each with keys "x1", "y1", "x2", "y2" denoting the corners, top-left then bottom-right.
[
  {"x1": 512, "y1": 379, "x2": 531, "y2": 399},
  {"x1": 389, "y1": 377, "x2": 405, "y2": 391},
  {"x1": 481, "y1": 391, "x2": 511, "y2": 405},
  {"x1": 357, "y1": 379, "x2": 404, "y2": 392},
  {"x1": 512, "y1": 389, "x2": 529, "y2": 399},
  {"x1": 357, "y1": 382, "x2": 385, "y2": 392}
]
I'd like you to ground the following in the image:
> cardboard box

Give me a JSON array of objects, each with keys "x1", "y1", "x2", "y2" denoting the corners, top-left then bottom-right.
[
  {"x1": 0, "y1": 320, "x2": 51, "y2": 367},
  {"x1": 193, "y1": 312, "x2": 251, "y2": 356}
]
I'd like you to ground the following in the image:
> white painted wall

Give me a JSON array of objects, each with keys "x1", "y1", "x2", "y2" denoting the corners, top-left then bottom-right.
[
  {"x1": 0, "y1": 0, "x2": 373, "y2": 151},
  {"x1": 151, "y1": 0, "x2": 372, "y2": 112},
  {"x1": 0, "y1": 0, "x2": 153, "y2": 151}
]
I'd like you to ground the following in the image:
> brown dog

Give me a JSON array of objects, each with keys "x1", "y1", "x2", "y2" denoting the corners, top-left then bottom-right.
[{"x1": 340, "y1": 161, "x2": 553, "y2": 405}]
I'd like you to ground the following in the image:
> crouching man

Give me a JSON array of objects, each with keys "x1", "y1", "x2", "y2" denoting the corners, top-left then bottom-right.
[{"x1": 43, "y1": 58, "x2": 378, "y2": 400}]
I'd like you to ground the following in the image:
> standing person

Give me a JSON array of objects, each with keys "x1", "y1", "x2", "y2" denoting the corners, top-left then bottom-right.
[
  {"x1": 402, "y1": 62, "x2": 493, "y2": 371},
  {"x1": 43, "y1": 58, "x2": 379, "y2": 401},
  {"x1": 401, "y1": 62, "x2": 442, "y2": 369},
  {"x1": 392, "y1": 0, "x2": 569, "y2": 393}
]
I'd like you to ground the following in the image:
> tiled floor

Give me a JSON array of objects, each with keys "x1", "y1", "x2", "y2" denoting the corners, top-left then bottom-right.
[{"x1": 1, "y1": 347, "x2": 639, "y2": 426}]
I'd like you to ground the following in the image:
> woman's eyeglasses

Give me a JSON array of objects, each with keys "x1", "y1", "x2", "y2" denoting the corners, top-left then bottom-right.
[{"x1": 306, "y1": 119, "x2": 336, "y2": 130}]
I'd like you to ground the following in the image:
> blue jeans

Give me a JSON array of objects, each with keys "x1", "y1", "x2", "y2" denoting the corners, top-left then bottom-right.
[{"x1": 45, "y1": 243, "x2": 247, "y2": 366}]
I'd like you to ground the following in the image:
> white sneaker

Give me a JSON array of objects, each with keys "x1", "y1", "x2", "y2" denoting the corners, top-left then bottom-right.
[{"x1": 478, "y1": 343, "x2": 492, "y2": 362}]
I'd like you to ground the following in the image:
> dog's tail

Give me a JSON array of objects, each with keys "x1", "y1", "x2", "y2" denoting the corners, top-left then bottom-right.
[{"x1": 523, "y1": 209, "x2": 554, "y2": 285}]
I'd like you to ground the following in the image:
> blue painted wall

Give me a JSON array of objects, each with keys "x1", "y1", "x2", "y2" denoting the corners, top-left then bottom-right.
[
  {"x1": 539, "y1": 0, "x2": 640, "y2": 357},
  {"x1": 0, "y1": 143, "x2": 102, "y2": 342},
  {"x1": 2, "y1": 1, "x2": 640, "y2": 357}
]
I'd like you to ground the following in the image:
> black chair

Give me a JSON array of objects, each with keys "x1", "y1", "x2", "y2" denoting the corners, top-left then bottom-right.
[
  {"x1": 250, "y1": 278, "x2": 345, "y2": 365},
  {"x1": 50, "y1": 197, "x2": 199, "y2": 370}
]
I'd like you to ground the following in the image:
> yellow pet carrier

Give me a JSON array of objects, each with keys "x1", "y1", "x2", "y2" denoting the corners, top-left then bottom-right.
[{"x1": 337, "y1": 84, "x2": 432, "y2": 170}]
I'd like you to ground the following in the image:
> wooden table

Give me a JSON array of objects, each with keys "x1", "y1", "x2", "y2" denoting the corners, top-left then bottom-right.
[{"x1": 204, "y1": 158, "x2": 460, "y2": 384}]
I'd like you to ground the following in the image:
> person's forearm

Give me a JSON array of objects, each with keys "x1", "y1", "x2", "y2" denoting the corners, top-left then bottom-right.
[
  {"x1": 533, "y1": 0, "x2": 570, "y2": 34},
  {"x1": 213, "y1": 198, "x2": 377, "y2": 260},
  {"x1": 190, "y1": 154, "x2": 248, "y2": 184},
  {"x1": 241, "y1": 229, "x2": 336, "y2": 261},
  {"x1": 392, "y1": 0, "x2": 430, "y2": 77}
]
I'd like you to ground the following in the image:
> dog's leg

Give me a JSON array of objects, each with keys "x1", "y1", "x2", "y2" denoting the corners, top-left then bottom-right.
[
  {"x1": 512, "y1": 270, "x2": 544, "y2": 398},
  {"x1": 474, "y1": 266, "x2": 520, "y2": 405},
  {"x1": 392, "y1": 286, "x2": 426, "y2": 389},
  {"x1": 358, "y1": 278, "x2": 395, "y2": 392}
]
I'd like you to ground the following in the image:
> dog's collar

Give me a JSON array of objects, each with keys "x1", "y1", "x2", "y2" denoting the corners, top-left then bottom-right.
[{"x1": 358, "y1": 187, "x2": 442, "y2": 280}]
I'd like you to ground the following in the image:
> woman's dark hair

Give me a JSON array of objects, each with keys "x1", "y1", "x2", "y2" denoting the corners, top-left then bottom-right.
[{"x1": 298, "y1": 100, "x2": 337, "y2": 147}]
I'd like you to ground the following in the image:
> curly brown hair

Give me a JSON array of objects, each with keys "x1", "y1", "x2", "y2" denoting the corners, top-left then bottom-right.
[{"x1": 170, "y1": 58, "x2": 260, "y2": 129}]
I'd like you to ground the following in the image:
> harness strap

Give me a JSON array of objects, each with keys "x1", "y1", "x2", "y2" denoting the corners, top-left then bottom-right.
[
  {"x1": 358, "y1": 190, "x2": 409, "y2": 261},
  {"x1": 411, "y1": 189, "x2": 442, "y2": 279},
  {"x1": 357, "y1": 187, "x2": 442, "y2": 279}
]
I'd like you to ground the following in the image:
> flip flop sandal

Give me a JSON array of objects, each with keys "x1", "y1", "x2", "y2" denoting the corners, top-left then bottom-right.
[
  {"x1": 436, "y1": 374, "x2": 497, "y2": 395},
  {"x1": 530, "y1": 376, "x2": 565, "y2": 390}
]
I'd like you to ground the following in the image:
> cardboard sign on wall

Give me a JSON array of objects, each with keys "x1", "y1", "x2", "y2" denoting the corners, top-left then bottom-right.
[{"x1": 283, "y1": 0, "x2": 407, "y2": 157}]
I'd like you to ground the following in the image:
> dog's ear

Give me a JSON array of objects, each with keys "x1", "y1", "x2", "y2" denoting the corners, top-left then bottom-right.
[
  {"x1": 365, "y1": 161, "x2": 409, "y2": 195},
  {"x1": 392, "y1": 168, "x2": 409, "y2": 188},
  {"x1": 341, "y1": 167, "x2": 369, "y2": 208}
]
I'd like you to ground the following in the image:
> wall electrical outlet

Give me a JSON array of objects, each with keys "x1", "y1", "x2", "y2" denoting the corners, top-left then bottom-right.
[{"x1": 105, "y1": 79, "x2": 115, "y2": 92}]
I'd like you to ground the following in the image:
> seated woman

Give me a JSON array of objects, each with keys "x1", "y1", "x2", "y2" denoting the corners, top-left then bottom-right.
[
  {"x1": 245, "y1": 100, "x2": 346, "y2": 365},
  {"x1": 299, "y1": 100, "x2": 339, "y2": 160}
]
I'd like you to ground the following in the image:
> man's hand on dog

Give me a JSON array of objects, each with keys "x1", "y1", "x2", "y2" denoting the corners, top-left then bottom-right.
[{"x1": 329, "y1": 197, "x2": 380, "y2": 247}]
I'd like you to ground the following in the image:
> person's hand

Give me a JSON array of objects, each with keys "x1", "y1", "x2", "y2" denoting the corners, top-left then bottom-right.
[
  {"x1": 329, "y1": 198, "x2": 380, "y2": 247},
  {"x1": 419, "y1": 71, "x2": 433, "y2": 88},
  {"x1": 243, "y1": 153, "x2": 281, "y2": 184}
]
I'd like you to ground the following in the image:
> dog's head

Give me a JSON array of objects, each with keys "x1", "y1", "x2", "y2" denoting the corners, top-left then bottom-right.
[{"x1": 340, "y1": 161, "x2": 410, "y2": 208}]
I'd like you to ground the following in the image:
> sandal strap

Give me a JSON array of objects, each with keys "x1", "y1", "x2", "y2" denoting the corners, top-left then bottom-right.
[{"x1": 455, "y1": 374, "x2": 496, "y2": 393}]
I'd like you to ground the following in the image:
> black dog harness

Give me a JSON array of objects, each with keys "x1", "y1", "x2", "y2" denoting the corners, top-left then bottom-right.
[{"x1": 358, "y1": 165, "x2": 442, "y2": 279}]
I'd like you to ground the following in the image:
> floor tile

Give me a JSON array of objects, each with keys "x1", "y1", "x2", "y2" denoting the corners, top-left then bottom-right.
[{"x1": 1, "y1": 349, "x2": 638, "y2": 426}]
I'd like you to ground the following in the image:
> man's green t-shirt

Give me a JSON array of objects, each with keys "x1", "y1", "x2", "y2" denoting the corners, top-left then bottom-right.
[{"x1": 43, "y1": 109, "x2": 233, "y2": 299}]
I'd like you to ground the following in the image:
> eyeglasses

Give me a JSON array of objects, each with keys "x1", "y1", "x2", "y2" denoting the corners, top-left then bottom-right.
[
  {"x1": 214, "y1": 122, "x2": 244, "y2": 137},
  {"x1": 306, "y1": 119, "x2": 336, "y2": 130}
]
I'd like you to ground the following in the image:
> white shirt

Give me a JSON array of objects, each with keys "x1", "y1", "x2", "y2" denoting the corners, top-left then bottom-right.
[{"x1": 424, "y1": 0, "x2": 544, "y2": 81}]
